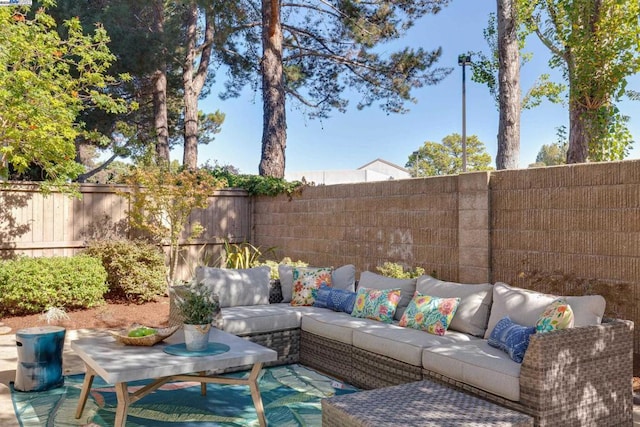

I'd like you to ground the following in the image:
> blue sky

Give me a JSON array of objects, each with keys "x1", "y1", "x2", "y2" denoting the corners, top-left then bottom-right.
[{"x1": 192, "y1": 1, "x2": 640, "y2": 174}]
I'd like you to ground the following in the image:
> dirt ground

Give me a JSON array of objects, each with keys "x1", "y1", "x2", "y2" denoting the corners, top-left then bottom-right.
[{"x1": 0, "y1": 296, "x2": 171, "y2": 334}]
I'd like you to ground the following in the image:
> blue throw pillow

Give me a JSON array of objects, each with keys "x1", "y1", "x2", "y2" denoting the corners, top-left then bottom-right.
[
  {"x1": 487, "y1": 316, "x2": 536, "y2": 363},
  {"x1": 326, "y1": 288, "x2": 357, "y2": 314},
  {"x1": 313, "y1": 285, "x2": 331, "y2": 309}
]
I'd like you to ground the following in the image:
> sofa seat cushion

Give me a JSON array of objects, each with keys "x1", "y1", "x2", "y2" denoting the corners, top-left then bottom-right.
[
  {"x1": 301, "y1": 310, "x2": 379, "y2": 345},
  {"x1": 221, "y1": 304, "x2": 301, "y2": 336},
  {"x1": 422, "y1": 341, "x2": 521, "y2": 401},
  {"x1": 352, "y1": 323, "x2": 480, "y2": 367}
]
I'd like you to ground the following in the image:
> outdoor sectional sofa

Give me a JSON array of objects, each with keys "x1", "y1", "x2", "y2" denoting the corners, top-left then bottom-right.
[{"x1": 169, "y1": 264, "x2": 634, "y2": 426}]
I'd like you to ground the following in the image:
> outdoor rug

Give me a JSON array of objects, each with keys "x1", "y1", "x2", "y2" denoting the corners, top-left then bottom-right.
[{"x1": 11, "y1": 364, "x2": 359, "y2": 426}]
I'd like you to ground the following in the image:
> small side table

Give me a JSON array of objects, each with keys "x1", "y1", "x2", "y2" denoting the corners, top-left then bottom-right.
[{"x1": 14, "y1": 326, "x2": 66, "y2": 392}]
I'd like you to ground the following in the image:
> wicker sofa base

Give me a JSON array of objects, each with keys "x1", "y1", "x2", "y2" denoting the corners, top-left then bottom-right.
[
  {"x1": 351, "y1": 346, "x2": 422, "y2": 390},
  {"x1": 300, "y1": 330, "x2": 353, "y2": 383},
  {"x1": 242, "y1": 328, "x2": 300, "y2": 367}
]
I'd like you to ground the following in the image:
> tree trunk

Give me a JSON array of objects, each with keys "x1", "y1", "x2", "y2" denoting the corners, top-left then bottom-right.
[
  {"x1": 152, "y1": 0, "x2": 170, "y2": 165},
  {"x1": 496, "y1": 0, "x2": 520, "y2": 170},
  {"x1": 566, "y1": 102, "x2": 590, "y2": 163},
  {"x1": 182, "y1": 2, "x2": 214, "y2": 170},
  {"x1": 182, "y1": 2, "x2": 199, "y2": 170},
  {"x1": 259, "y1": 0, "x2": 287, "y2": 178}
]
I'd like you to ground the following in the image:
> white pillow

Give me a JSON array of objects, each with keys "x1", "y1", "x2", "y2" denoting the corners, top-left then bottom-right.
[
  {"x1": 196, "y1": 266, "x2": 271, "y2": 308},
  {"x1": 358, "y1": 271, "x2": 417, "y2": 321},
  {"x1": 278, "y1": 264, "x2": 356, "y2": 302},
  {"x1": 417, "y1": 275, "x2": 493, "y2": 337},
  {"x1": 484, "y1": 282, "x2": 606, "y2": 339}
]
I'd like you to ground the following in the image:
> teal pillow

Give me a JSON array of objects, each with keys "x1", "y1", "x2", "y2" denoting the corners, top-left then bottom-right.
[{"x1": 351, "y1": 287, "x2": 401, "y2": 323}]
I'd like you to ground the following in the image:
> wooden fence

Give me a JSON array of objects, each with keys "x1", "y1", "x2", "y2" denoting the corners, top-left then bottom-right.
[{"x1": 0, "y1": 183, "x2": 251, "y2": 280}]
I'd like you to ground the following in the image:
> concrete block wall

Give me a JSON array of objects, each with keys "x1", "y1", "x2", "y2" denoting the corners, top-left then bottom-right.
[{"x1": 253, "y1": 174, "x2": 492, "y2": 283}]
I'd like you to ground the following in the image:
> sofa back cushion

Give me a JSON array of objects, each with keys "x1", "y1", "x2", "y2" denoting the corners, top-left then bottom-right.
[
  {"x1": 195, "y1": 266, "x2": 271, "y2": 308},
  {"x1": 279, "y1": 264, "x2": 356, "y2": 303},
  {"x1": 417, "y1": 275, "x2": 493, "y2": 337},
  {"x1": 484, "y1": 282, "x2": 606, "y2": 339},
  {"x1": 358, "y1": 271, "x2": 417, "y2": 320}
]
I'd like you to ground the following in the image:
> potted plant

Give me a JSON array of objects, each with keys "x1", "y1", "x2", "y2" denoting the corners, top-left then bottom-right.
[{"x1": 175, "y1": 283, "x2": 220, "y2": 351}]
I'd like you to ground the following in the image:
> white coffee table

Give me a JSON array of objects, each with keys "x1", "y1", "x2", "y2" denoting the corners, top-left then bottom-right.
[{"x1": 71, "y1": 328, "x2": 277, "y2": 427}]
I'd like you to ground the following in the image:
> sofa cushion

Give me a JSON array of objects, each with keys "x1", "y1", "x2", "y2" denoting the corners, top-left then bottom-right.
[
  {"x1": 417, "y1": 275, "x2": 493, "y2": 337},
  {"x1": 535, "y1": 298, "x2": 574, "y2": 333},
  {"x1": 291, "y1": 267, "x2": 332, "y2": 306},
  {"x1": 196, "y1": 266, "x2": 271, "y2": 308},
  {"x1": 422, "y1": 341, "x2": 522, "y2": 401},
  {"x1": 351, "y1": 287, "x2": 401, "y2": 323},
  {"x1": 221, "y1": 304, "x2": 301, "y2": 336},
  {"x1": 398, "y1": 293, "x2": 460, "y2": 336},
  {"x1": 332, "y1": 264, "x2": 357, "y2": 292},
  {"x1": 484, "y1": 282, "x2": 606, "y2": 339},
  {"x1": 353, "y1": 323, "x2": 479, "y2": 366},
  {"x1": 358, "y1": 271, "x2": 416, "y2": 320},
  {"x1": 279, "y1": 264, "x2": 356, "y2": 303},
  {"x1": 487, "y1": 317, "x2": 536, "y2": 363},
  {"x1": 313, "y1": 285, "x2": 357, "y2": 314},
  {"x1": 301, "y1": 310, "x2": 375, "y2": 344}
]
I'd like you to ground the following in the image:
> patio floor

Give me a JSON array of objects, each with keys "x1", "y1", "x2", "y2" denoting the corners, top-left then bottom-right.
[{"x1": 0, "y1": 327, "x2": 638, "y2": 426}]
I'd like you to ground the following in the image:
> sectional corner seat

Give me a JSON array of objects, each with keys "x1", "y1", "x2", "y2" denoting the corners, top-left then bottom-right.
[{"x1": 169, "y1": 265, "x2": 634, "y2": 427}]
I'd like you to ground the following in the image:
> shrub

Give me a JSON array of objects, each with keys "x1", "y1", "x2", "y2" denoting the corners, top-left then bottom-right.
[
  {"x1": 219, "y1": 240, "x2": 276, "y2": 270},
  {"x1": 259, "y1": 257, "x2": 308, "y2": 280},
  {"x1": 85, "y1": 240, "x2": 167, "y2": 303},
  {"x1": 376, "y1": 262, "x2": 425, "y2": 279},
  {"x1": 0, "y1": 255, "x2": 108, "y2": 316}
]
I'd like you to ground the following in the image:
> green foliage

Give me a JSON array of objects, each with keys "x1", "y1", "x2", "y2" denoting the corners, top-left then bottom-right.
[
  {"x1": 206, "y1": 165, "x2": 306, "y2": 197},
  {"x1": 222, "y1": 0, "x2": 452, "y2": 120},
  {"x1": 0, "y1": 4, "x2": 133, "y2": 188},
  {"x1": 470, "y1": 12, "x2": 563, "y2": 110},
  {"x1": 0, "y1": 255, "x2": 108, "y2": 316},
  {"x1": 120, "y1": 166, "x2": 225, "y2": 284},
  {"x1": 376, "y1": 262, "x2": 425, "y2": 279},
  {"x1": 177, "y1": 283, "x2": 220, "y2": 325},
  {"x1": 518, "y1": 0, "x2": 640, "y2": 161},
  {"x1": 406, "y1": 134, "x2": 493, "y2": 177},
  {"x1": 84, "y1": 240, "x2": 167, "y2": 303},
  {"x1": 588, "y1": 106, "x2": 633, "y2": 162},
  {"x1": 530, "y1": 126, "x2": 568, "y2": 167},
  {"x1": 259, "y1": 257, "x2": 309, "y2": 280},
  {"x1": 220, "y1": 240, "x2": 276, "y2": 270}
]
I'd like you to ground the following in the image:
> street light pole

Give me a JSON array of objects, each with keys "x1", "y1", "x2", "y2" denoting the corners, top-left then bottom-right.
[{"x1": 458, "y1": 54, "x2": 472, "y2": 173}]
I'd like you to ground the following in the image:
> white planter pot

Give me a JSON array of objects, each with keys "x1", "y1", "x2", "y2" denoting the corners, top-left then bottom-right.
[{"x1": 183, "y1": 324, "x2": 211, "y2": 351}]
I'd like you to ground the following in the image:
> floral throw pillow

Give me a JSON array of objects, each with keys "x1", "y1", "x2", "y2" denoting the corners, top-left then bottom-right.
[
  {"x1": 351, "y1": 287, "x2": 401, "y2": 323},
  {"x1": 399, "y1": 292, "x2": 461, "y2": 336},
  {"x1": 488, "y1": 316, "x2": 536, "y2": 363},
  {"x1": 290, "y1": 267, "x2": 332, "y2": 306},
  {"x1": 535, "y1": 298, "x2": 574, "y2": 333}
]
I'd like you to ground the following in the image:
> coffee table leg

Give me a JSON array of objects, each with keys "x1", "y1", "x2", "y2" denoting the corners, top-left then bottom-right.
[
  {"x1": 114, "y1": 382, "x2": 130, "y2": 427},
  {"x1": 200, "y1": 371, "x2": 206, "y2": 396},
  {"x1": 248, "y1": 362, "x2": 266, "y2": 427},
  {"x1": 75, "y1": 365, "x2": 95, "y2": 419}
]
